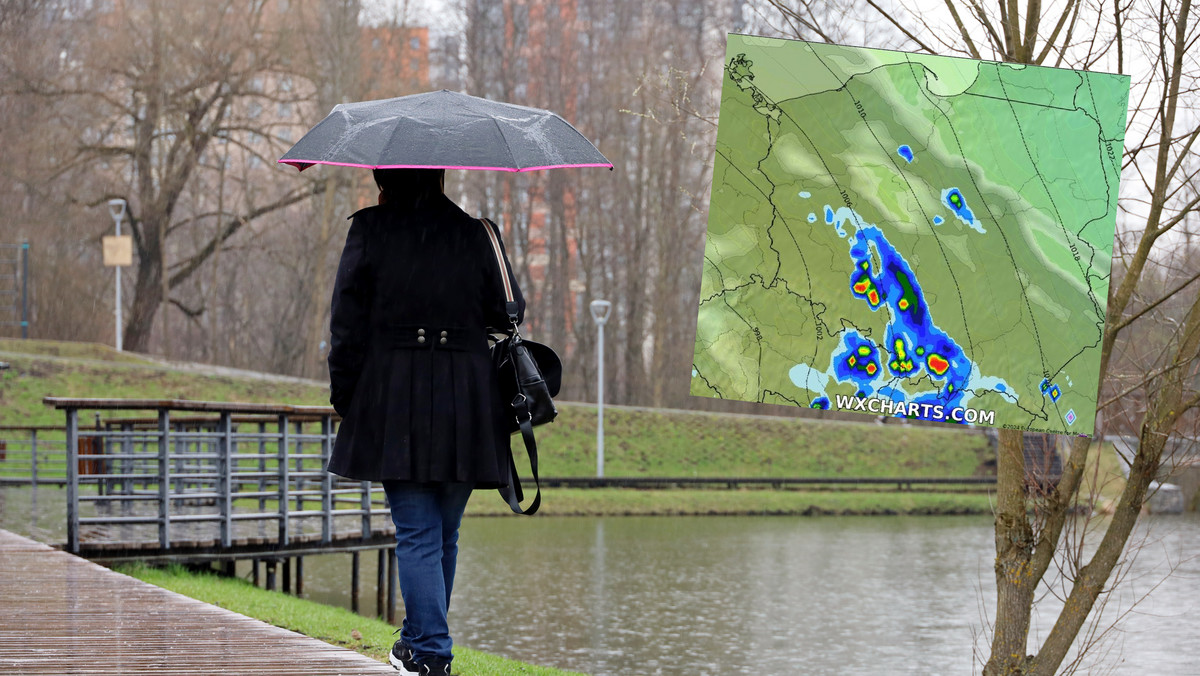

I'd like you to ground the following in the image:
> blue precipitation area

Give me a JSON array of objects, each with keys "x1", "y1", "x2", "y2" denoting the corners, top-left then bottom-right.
[
  {"x1": 824, "y1": 205, "x2": 851, "y2": 237},
  {"x1": 831, "y1": 330, "x2": 882, "y2": 398},
  {"x1": 808, "y1": 213, "x2": 817, "y2": 223},
  {"x1": 897, "y1": 145, "x2": 914, "y2": 163},
  {"x1": 932, "y1": 215, "x2": 944, "y2": 226},
  {"x1": 942, "y1": 188, "x2": 985, "y2": 234},
  {"x1": 840, "y1": 224, "x2": 974, "y2": 421}
]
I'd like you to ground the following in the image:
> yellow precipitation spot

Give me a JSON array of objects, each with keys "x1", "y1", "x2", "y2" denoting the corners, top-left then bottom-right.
[
  {"x1": 893, "y1": 339, "x2": 907, "y2": 360},
  {"x1": 898, "y1": 298, "x2": 910, "y2": 311},
  {"x1": 857, "y1": 345, "x2": 871, "y2": 356}
]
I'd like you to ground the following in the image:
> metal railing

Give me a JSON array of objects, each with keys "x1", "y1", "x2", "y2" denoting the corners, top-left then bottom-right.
[
  {"x1": 45, "y1": 397, "x2": 391, "y2": 554},
  {"x1": 0, "y1": 425, "x2": 68, "y2": 485}
]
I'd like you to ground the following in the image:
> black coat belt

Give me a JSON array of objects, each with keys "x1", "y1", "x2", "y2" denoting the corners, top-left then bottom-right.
[{"x1": 374, "y1": 325, "x2": 486, "y2": 352}]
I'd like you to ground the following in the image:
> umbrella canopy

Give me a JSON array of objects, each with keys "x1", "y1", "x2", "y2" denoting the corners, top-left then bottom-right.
[{"x1": 278, "y1": 89, "x2": 612, "y2": 172}]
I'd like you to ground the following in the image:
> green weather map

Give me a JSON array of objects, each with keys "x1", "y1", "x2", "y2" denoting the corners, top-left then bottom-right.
[{"x1": 691, "y1": 35, "x2": 1129, "y2": 434}]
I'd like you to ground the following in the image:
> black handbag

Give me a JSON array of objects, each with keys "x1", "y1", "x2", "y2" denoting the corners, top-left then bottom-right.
[
  {"x1": 480, "y1": 219, "x2": 562, "y2": 515},
  {"x1": 492, "y1": 332, "x2": 562, "y2": 432}
]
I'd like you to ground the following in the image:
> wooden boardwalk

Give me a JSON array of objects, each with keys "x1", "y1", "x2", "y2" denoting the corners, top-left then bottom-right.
[{"x1": 0, "y1": 529, "x2": 397, "y2": 675}]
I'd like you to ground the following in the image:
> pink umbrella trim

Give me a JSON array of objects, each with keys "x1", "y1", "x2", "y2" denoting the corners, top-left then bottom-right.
[{"x1": 278, "y1": 158, "x2": 613, "y2": 172}]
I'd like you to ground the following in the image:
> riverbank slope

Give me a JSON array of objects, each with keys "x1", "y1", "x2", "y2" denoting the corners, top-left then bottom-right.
[
  {"x1": 118, "y1": 562, "x2": 582, "y2": 675},
  {"x1": 1, "y1": 338, "x2": 1001, "y2": 516}
]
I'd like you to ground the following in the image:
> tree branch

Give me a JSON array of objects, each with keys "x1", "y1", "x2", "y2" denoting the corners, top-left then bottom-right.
[
  {"x1": 168, "y1": 297, "x2": 204, "y2": 318},
  {"x1": 1033, "y1": 0, "x2": 1078, "y2": 64},
  {"x1": 864, "y1": 0, "x2": 938, "y2": 53},
  {"x1": 943, "y1": 0, "x2": 983, "y2": 59},
  {"x1": 167, "y1": 182, "x2": 326, "y2": 290},
  {"x1": 1111, "y1": 267, "x2": 1200, "y2": 333}
]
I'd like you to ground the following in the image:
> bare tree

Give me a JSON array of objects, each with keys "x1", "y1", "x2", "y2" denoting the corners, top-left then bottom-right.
[
  {"x1": 289, "y1": 0, "x2": 366, "y2": 379},
  {"x1": 9, "y1": 0, "x2": 321, "y2": 354},
  {"x1": 758, "y1": 0, "x2": 1200, "y2": 673},
  {"x1": 460, "y1": 0, "x2": 726, "y2": 406},
  {"x1": 0, "y1": 1, "x2": 117, "y2": 341}
]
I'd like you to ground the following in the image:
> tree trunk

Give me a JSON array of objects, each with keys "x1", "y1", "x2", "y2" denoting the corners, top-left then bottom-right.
[
  {"x1": 301, "y1": 176, "x2": 342, "y2": 379},
  {"x1": 984, "y1": 427, "x2": 1035, "y2": 675},
  {"x1": 1026, "y1": 270, "x2": 1200, "y2": 673},
  {"x1": 123, "y1": 230, "x2": 163, "y2": 353}
]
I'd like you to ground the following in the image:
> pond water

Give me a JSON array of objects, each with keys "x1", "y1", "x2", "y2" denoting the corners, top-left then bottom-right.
[{"x1": 2, "y1": 486, "x2": 1197, "y2": 675}]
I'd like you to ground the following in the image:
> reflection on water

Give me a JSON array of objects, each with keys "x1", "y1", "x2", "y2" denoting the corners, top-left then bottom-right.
[
  {"x1": 452, "y1": 515, "x2": 1002, "y2": 674},
  {"x1": 2, "y1": 486, "x2": 1197, "y2": 675},
  {"x1": 0, "y1": 484, "x2": 66, "y2": 544}
]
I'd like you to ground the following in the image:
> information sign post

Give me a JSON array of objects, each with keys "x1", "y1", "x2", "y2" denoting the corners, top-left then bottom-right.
[{"x1": 104, "y1": 199, "x2": 131, "y2": 352}]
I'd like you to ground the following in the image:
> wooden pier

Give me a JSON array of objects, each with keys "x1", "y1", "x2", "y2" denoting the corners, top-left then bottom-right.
[
  {"x1": 0, "y1": 399, "x2": 452, "y2": 624},
  {"x1": 0, "y1": 529, "x2": 397, "y2": 675}
]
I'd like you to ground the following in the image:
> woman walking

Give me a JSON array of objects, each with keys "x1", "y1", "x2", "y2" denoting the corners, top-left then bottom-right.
[{"x1": 326, "y1": 168, "x2": 524, "y2": 676}]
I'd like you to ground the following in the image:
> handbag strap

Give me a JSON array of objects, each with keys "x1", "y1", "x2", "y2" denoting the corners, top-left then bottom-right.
[
  {"x1": 501, "y1": 412, "x2": 542, "y2": 515},
  {"x1": 479, "y1": 218, "x2": 520, "y2": 326},
  {"x1": 480, "y1": 218, "x2": 541, "y2": 516}
]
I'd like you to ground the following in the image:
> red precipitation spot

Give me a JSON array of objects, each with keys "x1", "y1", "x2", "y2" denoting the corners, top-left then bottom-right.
[
  {"x1": 868, "y1": 290, "x2": 880, "y2": 305},
  {"x1": 866, "y1": 362, "x2": 877, "y2": 375},
  {"x1": 853, "y1": 278, "x2": 871, "y2": 294},
  {"x1": 927, "y1": 354, "x2": 950, "y2": 375},
  {"x1": 898, "y1": 298, "x2": 909, "y2": 310}
]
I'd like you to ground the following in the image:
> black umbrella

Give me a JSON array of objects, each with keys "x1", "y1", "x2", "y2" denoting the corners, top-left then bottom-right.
[{"x1": 278, "y1": 89, "x2": 611, "y2": 172}]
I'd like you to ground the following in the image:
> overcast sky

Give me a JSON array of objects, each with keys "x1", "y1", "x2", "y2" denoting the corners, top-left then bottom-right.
[{"x1": 361, "y1": 0, "x2": 461, "y2": 33}]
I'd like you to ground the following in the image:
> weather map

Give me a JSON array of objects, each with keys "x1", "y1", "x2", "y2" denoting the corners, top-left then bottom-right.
[{"x1": 691, "y1": 35, "x2": 1129, "y2": 434}]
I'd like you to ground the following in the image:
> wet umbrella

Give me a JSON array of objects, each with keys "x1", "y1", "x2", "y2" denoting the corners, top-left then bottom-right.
[{"x1": 278, "y1": 89, "x2": 611, "y2": 172}]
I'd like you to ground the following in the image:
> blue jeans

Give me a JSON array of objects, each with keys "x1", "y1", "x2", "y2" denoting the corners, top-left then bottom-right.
[{"x1": 382, "y1": 481, "x2": 474, "y2": 665}]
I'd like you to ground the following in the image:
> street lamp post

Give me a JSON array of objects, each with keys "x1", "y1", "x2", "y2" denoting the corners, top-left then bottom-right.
[
  {"x1": 589, "y1": 300, "x2": 612, "y2": 478},
  {"x1": 107, "y1": 199, "x2": 127, "y2": 352}
]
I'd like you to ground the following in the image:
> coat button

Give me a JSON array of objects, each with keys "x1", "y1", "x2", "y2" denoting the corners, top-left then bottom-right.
[
  {"x1": 417, "y1": 336, "x2": 426, "y2": 344},
  {"x1": 418, "y1": 329, "x2": 425, "y2": 336},
  {"x1": 440, "y1": 330, "x2": 448, "y2": 337},
  {"x1": 440, "y1": 337, "x2": 447, "y2": 345}
]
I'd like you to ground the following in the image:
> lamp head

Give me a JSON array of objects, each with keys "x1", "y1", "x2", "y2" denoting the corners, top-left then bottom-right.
[
  {"x1": 589, "y1": 299, "x2": 612, "y2": 325},
  {"x1": 106, "y1": 198, "x2": 127, "y2": 221}
]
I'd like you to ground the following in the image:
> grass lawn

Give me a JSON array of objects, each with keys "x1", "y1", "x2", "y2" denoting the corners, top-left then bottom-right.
[
  {"x1": 534, "y1": 405, "x2": 987, "y2": 477},
  {"x1": 117, "y1": 562, "x2": 584, "y2": 675},
  {"x1": 0, "y1": 340, "x2": 328, "y2": 428},
  {"x1": 1, "y1": 338, "x2": 1002, "y2": 515},
  {"x1": 1, "y1": 339, "x2": 991, "y2": 479},
  {"x1": 0, "y1": 338, "x2": 158, "y2": 364},
  {"x1": 464, "y1": 487, "x2": 995, "y2": 516}
]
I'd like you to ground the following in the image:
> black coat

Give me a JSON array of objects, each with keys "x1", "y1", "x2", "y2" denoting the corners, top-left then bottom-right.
[{"x1": 326, "y1": 194, "x2": 525, "y2": 486}]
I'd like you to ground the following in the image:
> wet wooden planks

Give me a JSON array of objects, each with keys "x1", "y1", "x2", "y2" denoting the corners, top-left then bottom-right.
[{"x1": 0, "y1": 529, "x2": 397, "y2": 675}]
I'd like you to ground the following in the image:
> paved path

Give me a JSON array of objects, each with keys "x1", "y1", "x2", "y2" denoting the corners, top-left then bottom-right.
[{"x1": 0, "y1": 529, "x2": 397, "y2": 675}]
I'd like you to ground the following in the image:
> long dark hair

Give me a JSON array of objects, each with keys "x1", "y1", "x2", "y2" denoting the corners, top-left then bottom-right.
[{"x1": 373, "y1": 168, "x2": 445, "y2": 208}]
